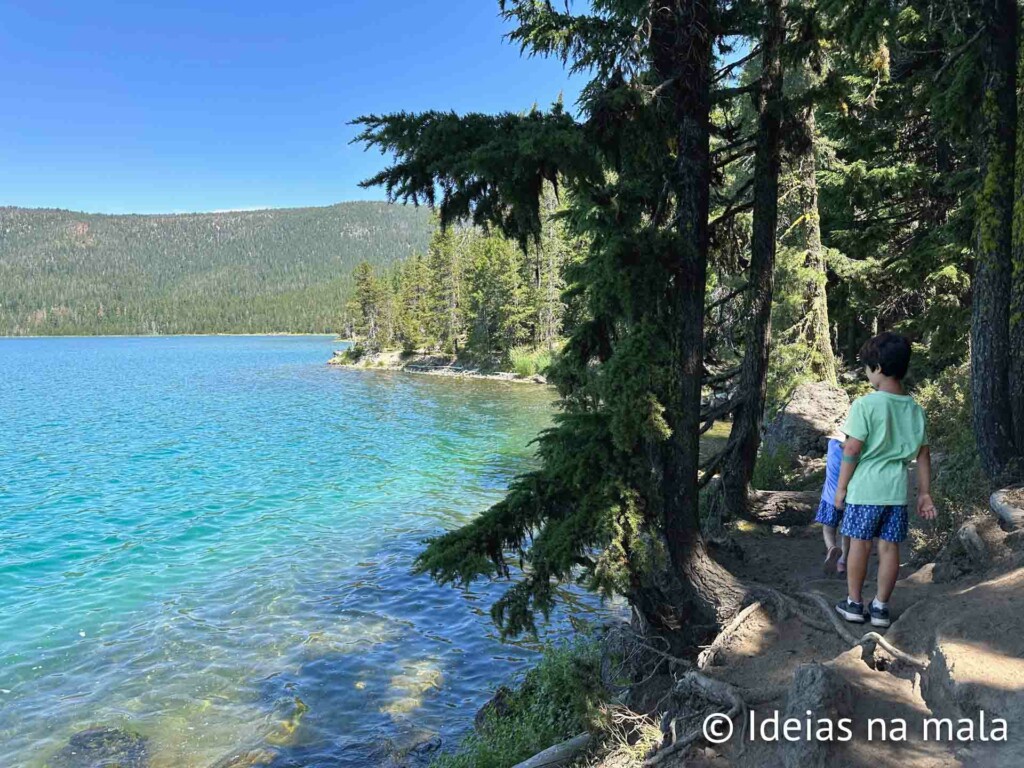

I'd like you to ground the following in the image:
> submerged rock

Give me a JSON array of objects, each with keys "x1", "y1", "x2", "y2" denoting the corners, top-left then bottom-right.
[
  {"x1": 50, "y1": 726, "x2": 149, "y2": 768},
  {"x1": 208, "y1": 747, "x2": 279, "y2": 768},
  {"x1": 369, "y1": 729, "x2": 443, "y2": 768}
]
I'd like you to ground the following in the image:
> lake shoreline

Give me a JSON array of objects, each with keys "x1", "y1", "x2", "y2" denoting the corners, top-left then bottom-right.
[
  {"x1": 328, "y1": 348, "x2": 549, "y2": 385},
  {"x1": 1, "y1": 332, "x2": 334, "y2": 339}
]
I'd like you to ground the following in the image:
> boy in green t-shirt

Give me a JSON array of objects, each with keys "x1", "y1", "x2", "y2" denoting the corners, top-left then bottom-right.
[{"x1": 833, "y1": 332, "x2": 936, "y2": 628}]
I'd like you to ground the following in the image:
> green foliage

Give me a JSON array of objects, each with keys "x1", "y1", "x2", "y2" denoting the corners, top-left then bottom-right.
[
  {"x1": 335, "y1": 345, "x2": 366, "y2": 364},
  {"x1": 508, "y1": 345, "x2": 554, "y2": 378},
  {"x1": 815, "y1": 3, "x2": 981, "y2": 376},
  {"x1": 344, "y1": 199, "x2": 583, "y2": 369},
  {"x1": 355, "y1": 0, "x2": 1016, "y2": 635},
  {"x1": 359, "y1": 0, "x2": 813, "y2": 636},
  {"x1": 911, "y1": 363, "x2": 989, "y2": 556},
  {"x1": 430, "y1": 639, "x2": 605, "y2": 768},
  {"x1": 751, "y1": 444, "x2": 797, "y2": 491},
  {"x1": 0, "y1": 203, "x2": 431, "y2": 336}
]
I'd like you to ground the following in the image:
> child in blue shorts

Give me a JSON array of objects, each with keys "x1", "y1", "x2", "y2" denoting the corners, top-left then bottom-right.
[
  {"x1": 833, "y1": 333, "x2": 936, "y2": 628},
  {"x1": 815, "y1": 432, "x2": 848, "y2": 574}
]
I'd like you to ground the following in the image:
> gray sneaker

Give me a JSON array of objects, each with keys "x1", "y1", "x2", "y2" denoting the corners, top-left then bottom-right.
[
  {"x1": 835, "y1": 598, "x2": 866, "y2": 623},
  {"x1": 869, "y1": 601, "x2": 891, "y2": 628}
]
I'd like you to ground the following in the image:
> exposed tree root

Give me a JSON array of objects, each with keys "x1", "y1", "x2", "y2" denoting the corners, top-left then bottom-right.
[
  {"x1": 745, "y1": 583, "x2": 833, "y2": 632},
  {"x1": 643, "y1": 671, "x2": 746, "y2": 766},
  {"x1": 697, "y1": 599, "x2": 764, "y2": 669},
  {"x1": 602, "y1": 621, "x2": 692, "y2": 676},
  {"x1": 638, "y1": 582, "x2": 929, "y2": 767},
  {"x1": 642, "y1": 669, "x2": 787, "y2": 766},
  {"x1": 802, "y1": 591, "x2": 927, "y2": 668}
]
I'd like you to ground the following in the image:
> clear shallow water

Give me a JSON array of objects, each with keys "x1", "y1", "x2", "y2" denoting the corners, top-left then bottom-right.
[{"x1": 0, "y1": 336, "x2": 611, "y2": 768}]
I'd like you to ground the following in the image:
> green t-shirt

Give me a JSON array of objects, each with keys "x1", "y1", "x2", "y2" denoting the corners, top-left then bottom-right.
[{"x1": 842, "y1": 391, "x2": 928, "y2": 506}]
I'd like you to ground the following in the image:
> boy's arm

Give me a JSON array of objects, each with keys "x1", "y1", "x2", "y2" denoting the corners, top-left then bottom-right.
[
  {"x1": 834, "y1": 437, "x2": 863, "y2": 509},
  {"x1": 916, "y1": 445, "x2": 937, "y2": 519}
]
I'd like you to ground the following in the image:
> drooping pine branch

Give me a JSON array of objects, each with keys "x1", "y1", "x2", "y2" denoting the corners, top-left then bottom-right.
[{"x1": 352, "y1": 106, "x2": 601, "y2": 246}]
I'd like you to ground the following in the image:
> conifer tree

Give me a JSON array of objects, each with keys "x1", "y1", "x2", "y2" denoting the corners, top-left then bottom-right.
[
  {"x1": 465, "y1": 235, "x2": 531, "y2": 358},
  {"x1": 773, "y1": 64, "x2": 837, "y2": 395},
  {"x1": 398, "y1": 253, "x2": 433, "y2": 351},
  {"x1": 720, "y1": 0, "x2": 786, "y2": 514},
  {"x1": 355, "y1": 0, "x2": 755, "y2": 642},
  {"x1": 426, "y1": 227, "x2": 466, "y2": 355},
  {"x1": 352, "y1": 261, "x2": 387, "y2": 350}
]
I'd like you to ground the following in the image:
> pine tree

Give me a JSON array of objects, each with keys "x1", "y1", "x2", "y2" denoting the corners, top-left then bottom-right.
[
  {"x1": 772, "y1": 63, "x2": 838, "y2": 397},
  {"x1": 397, "y1": 252, "x2": 433, "y2": 351},
  {"x1": 720, "y1": 0, "x2": 786, "y2": 515},
  {"x1": 426, "y1": 227, "x2": 466, "y2": 355},
  {"x1": 352, "y1": 261, "x2": 386, "y2": 350},
  {"x1": 354, "y1": 0, "x2": 757, "y2": 643},
  {"x1": 465, "y1": 234, "x2": 531, "y2": 359}
]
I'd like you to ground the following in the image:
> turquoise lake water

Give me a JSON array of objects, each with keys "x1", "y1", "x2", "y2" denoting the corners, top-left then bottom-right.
[{"x1": 0, "y1": 335, "x2": 611, "y2": 767}]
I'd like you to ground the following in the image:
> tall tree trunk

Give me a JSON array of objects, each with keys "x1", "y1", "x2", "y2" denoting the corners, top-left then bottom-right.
[
  {"x1": 649, "y1": 0, "x2": 743, "y2": 643},
  {"x1": 1011, "y1": 13, "x2": 1024, "y2": 455},
  {"x1": 795, "y1": 107, "x2": 838, "y2": 385},
  {"x1": 721, "y1": 0, "x2": 785, "y2": 516},
  {"x1": 973, "y1": 0, "x2": 1019, "y2": 479}
]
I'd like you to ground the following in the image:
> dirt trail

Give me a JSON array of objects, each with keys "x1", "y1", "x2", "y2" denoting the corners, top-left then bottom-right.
[{"x1": 650, "y1": 514, "x2": 1024, "y2": 768}]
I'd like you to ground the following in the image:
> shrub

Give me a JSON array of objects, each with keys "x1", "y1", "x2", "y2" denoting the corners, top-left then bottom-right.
[
  {"x1": 508, "y1": 346, "x2": 553, "y2": 378},
  {"x1": 751, "y1": 444, "x2": 796, "y2": 490},
  {"x1": 430, "y1": 639, "x2": 605, "y2": 768},
  {"x1": 911, "y1": 363, "x2": 989, "y2": 558},
  {"x1": 335, "y1": 345, "x2": 365, "y2": 364}
]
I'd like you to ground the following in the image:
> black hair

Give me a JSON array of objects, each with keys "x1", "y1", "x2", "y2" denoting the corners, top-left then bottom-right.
[{"x1": 859, "y1": 332, "x2": 912, "y2": 380}]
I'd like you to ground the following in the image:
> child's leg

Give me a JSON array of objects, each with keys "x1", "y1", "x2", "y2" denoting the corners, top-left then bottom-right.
[
  {"x1": 873, "y1": 506, "x2": 908, "y2": 604},
  {"x1": 837, "y1": 533, "x2": 849, "y2": 572},
  {"x1": 815, "y1": 502, "x2": 842, "y2": 567},
  {"x1": 845, "y1": 538, "x2": 873, "y2": 604},
  {"x1": 875, "y1": 540, "x2": 899, "y2": 603},
  {"x1": 822, "y1": 524, "x2": 837, "y2": 551}
]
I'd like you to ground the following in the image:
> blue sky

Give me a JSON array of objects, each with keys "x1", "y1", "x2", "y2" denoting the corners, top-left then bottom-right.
[{"x1": 0, "y1": 1, "x2": 582, "y2": 214}]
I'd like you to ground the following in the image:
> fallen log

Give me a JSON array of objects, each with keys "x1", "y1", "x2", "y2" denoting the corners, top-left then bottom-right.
[
  {"x1": 743, "y1": 490, "x2": 819, "y2": 526},
  {"x1": 510, "y1": 733, "x2": 591, "y2": 768},
  {"x1": 991, "y1": 487, "x2": 1024, "y2": 530}
]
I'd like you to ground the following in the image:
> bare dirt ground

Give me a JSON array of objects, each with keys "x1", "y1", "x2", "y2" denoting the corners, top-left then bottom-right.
[{"x1": 600, "y1": 513, "x2": 1024, "y2": 768}]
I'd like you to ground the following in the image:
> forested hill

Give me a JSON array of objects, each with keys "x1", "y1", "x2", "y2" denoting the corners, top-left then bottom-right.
[{"x1": 0, "y1": 202, "x2": 432, "y2": 336}]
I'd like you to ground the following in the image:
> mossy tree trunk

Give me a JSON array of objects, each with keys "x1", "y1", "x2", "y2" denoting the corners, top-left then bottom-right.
[
  {"x1": 722, "y1": 0, "x2": 785, "y2": 517},
  {"x1": 1011, "y1": 14, "x2": 1024, "y2": 455},
  {"x1": 793, "y1": 107, "x2": 838, "y2": 386},
  {"x1": 972, "y1": 0, "x2": 1020, "y2": 479}
]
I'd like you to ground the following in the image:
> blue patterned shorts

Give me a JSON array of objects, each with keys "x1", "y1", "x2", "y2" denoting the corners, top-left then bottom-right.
[
  {"x1": 814, "y1": 500, "x2": 842, "y2": 528},
  {"x1": 840, "y1": 504, "x2": 908, "y2": 543}
]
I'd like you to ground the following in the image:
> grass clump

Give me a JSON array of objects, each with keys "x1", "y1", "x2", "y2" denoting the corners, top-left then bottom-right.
[
  {"x1": 430, "y1": 639, "x2": 606, "y2": 768},
  {"x1": 698, "y1": 420, "x2": 731, "y2": 463},
  {"x1": 508, "y1": 345, "x2": 553, "y2": 378}
]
